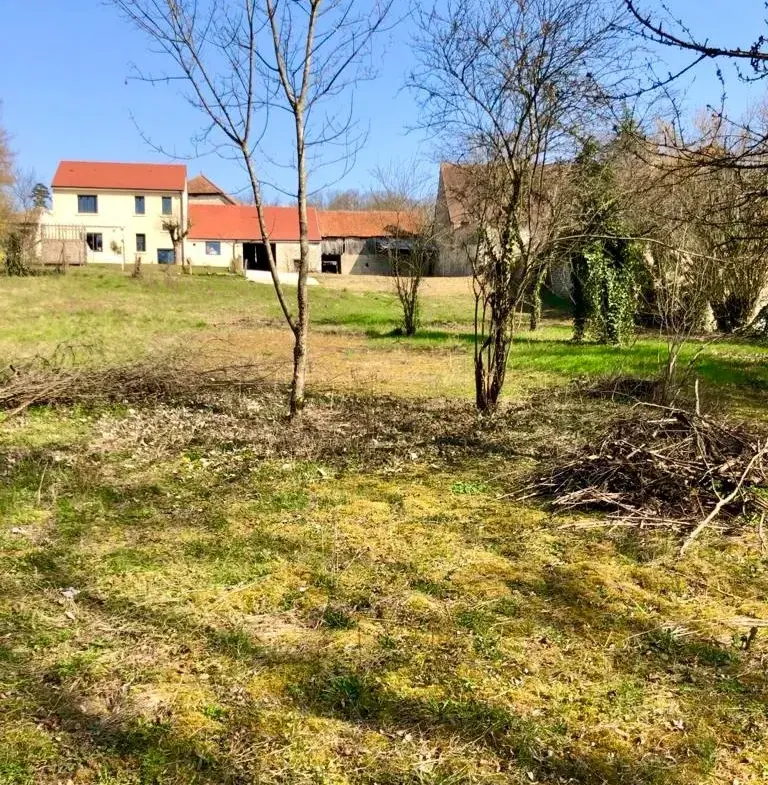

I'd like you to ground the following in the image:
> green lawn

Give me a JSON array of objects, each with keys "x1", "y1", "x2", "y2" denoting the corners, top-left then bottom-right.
[
  {"x1": 1, "y1": 267, "x2": 768, "y2": 784},
  {"x1": 2, "y1": 267, "x2": 766, "y2": 412}
]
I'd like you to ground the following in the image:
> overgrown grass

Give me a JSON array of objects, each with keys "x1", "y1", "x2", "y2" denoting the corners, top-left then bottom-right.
[
  {"x1": 1, "y1": 267, "x2": 768, "y2": 782},
  {"x1": 2, "y1": 267, "x2": 765, "y2": 413},
  {"x1": 2, "y1": 397, "x2": 768, "y2": 784}
]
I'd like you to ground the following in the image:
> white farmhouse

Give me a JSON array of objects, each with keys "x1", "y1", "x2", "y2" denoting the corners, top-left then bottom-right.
[
  {"x1": 40, "y1": 161, "x2": 323, "y2": 272},
  {"x1": 44, "y1": 161, "x2": 188, "y2": 266}
]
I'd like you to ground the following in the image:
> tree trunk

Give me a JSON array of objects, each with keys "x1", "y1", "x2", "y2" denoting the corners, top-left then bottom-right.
[
  {"x1": 660, "y1": 341, "x2": 680, "y2": 405},
  {"x1": 571, "y1": 256, "x2": 588, "y2": 341},
  {"x1": 474, "y1": 316, "x2": 509, "y2": 412},
  {"x1": 172, "y1": 238, "x2": 182, "y2": 272},
  {"x1": 529, "y1": 266, "x2": 546, "y2": 331},
  {"x1": 290, "y1": 107, "x2": 310, "y2": 418}
]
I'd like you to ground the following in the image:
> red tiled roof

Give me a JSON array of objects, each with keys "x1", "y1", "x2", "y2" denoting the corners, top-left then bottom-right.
[
  {"x1": 52, "y1": 161, "x2": 187, "y2": 191},
  {"x1": 188, "y1": 173, "x2": 237, "y2": 203},
  {"x1": 188, "y1": 204, "x2": 321, "y2": 242},
  {"x1": 317, "y1": 210, "x2": 421, "y2": 238}
]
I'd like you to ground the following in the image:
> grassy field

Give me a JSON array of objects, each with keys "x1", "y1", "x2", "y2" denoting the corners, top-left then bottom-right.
[
  {"x1": 2, "y1": 267, "x2": 768, "y2": 784},
  {"x1": 3, "y1": 267, "x2": 767, "y2": 409}
]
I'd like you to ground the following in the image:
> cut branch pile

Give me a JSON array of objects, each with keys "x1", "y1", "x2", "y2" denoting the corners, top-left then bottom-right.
[
  {"x1": 522, "y1": 404, "x2": 768, "y2": 552},
  {"x1": 0, "y1": 349, "x2": 273, "y2": 419}
]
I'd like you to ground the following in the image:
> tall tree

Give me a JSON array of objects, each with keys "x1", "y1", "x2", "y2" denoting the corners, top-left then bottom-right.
[
  {"x1": 113, "y1": 0, "x2": 393, "y2": 417},
  {"x1": 411, "y1": 0, "x2": 635, "y2": 410},
  {"x1": 0, "y1": 113, "x2": 13, "y2": 241},
  {"x1": 31, "y1": 182, "x2": 51, "y2": 210}
]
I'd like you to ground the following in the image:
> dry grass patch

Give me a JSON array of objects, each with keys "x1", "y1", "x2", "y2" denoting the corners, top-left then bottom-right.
[{"x1": 2, "y1": 387, "x2": 768, "y2": 783}]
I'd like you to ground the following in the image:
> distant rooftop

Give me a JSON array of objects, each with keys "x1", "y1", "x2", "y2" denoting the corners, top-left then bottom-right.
[
  {"x1": 188, "y1": 173, "x2": 237, "y2": 204},
  {"x1": 188, "y1": 203, "x2": 321, "y2": 242},
  {"x1": 318, "y1": 210, "x2": 421, "y2": 238}
]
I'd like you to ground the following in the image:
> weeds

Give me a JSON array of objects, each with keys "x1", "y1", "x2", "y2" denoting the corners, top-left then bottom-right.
[{"x1": 1, "y1": 271, "x2": 768, "y2": 783}]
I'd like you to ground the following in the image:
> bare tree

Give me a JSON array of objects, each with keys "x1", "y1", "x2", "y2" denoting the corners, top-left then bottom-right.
[
  {"x1": 372, "y1": 162, "x2": 436, "y2": 336},
  {"x1": 614, "y1": 133, "x2": 721, "y2": 402},
  {"x1": 625, "y1": 1, "x2": 768, "y2": 77},
  {"x1": 161, "y1": 217, "x2": 192, "y2": 273},
  {"x1": 310, "y1": 189, "x2": 368, "y2": 210},
  {"x1": 0, "y1": 116, "x2": 14, "y2": 246},
  {"x1": 694, "y1": 169, "x2": 768, "y2": 332},
  {"x1": 622, "y1": 1, "x2": 768, "y2": 177},
  {"x1": 112, "y1": 0, "x2": 393, "y2": 417},
  {"x1": 411, "y1": 0, "x2": 634, "y2": 411},
  {"x1": 3, "y1": 167, "x2": 42, "y2": 277}
]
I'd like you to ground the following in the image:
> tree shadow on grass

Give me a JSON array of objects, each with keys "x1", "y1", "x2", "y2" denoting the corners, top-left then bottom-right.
[
  {"x1": 8, "y1": 534, "x2": 759, "y2": 785},
  {"x1": 4, "y1": 427, "x2": 768, "y2": 783}
]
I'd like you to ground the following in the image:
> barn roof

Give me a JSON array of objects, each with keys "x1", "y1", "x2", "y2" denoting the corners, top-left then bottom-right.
[
  {"x1": 188, "y1": 204, "x2": 321, "y2": 242},
  {"x1": 317, "y1": 210, "x2": 421, "y2": 238},
  {"x1": 188, "y1": 174, "x2": 237, "y2": 204},
  {"x1": 52, "y1": 161, "x2": 187, "y2": 191}
]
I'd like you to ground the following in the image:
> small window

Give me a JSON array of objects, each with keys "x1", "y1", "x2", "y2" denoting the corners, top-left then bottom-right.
[
  {"x1": 157, "y1": 248, "x2": 175, "y2": 264},
  {"x1": 86, "y1": 232, "x2": 103, "y2": 252},
  {"x1": 205, "y1": 241, "x2": 221, "y2": 256},
  {"x1": 135, "y1": 195, "x2": 145, "y2": 215},
  {"x1": 161, "y1": 196, "x2": 172, "y2": 215},
  {"x1": 136, "y1": 233, "x2": 146, "y2": 253},
  {"x1": 78, "y1": 195, "x2": 98, "y2": 214}
]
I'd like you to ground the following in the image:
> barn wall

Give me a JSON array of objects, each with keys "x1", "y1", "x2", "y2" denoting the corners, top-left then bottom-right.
[
  {"x1": 275, "y1": 241, "x2": 321, "y2": 272},
  {"x1": 322, "y1": 235, "x2": 392, "y2": 275},
  {"x1": 433, "y1": 187, "x2": 472, "y2": 276},
  {"x1": 341, "y1": 252, "x2": 392, "y2": 275}
]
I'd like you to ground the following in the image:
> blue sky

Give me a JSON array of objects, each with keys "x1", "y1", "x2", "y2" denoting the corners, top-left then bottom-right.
[{"x1": 0, "y1": 0, "x2": 766, "y2": 201}]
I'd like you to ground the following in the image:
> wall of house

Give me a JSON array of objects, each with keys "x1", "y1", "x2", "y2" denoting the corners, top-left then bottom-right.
[
  {"x1": 433, "y1": 188, "x2": 472, "y2": 277},
  {"x1": 185, "y1": 240, "x2": 321, "y2": 272},
  {"x1": 321, "y1": 237, "x2": 392, "y2": 275},
  {"x1": 433, "y1": 223, "x2": 473, "y2": 276},
  {"x1": 186, "y1": 239, "x2": 238, "y2": 268},
  {"x1": 46, "y1": 187, "x2": 187, "y2": 265},
  {"x1": 188, "y1": 194, "x2": 232, "y2": 205},
  {"x1": 341, "y1": 251, "x2": 391, "y2": 275}
]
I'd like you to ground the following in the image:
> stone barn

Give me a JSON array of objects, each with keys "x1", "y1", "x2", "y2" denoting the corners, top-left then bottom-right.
[{"x1": 317, "y1": 210, "x2": 421, "y2": 274}]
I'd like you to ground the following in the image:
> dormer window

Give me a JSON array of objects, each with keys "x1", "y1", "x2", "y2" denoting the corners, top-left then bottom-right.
[
  {"x1": 135, "y1": 195, "x2": 145, "y2": 215},
  {"x1": 78, "y1": 195, "x2": 98, "y2": 214}
]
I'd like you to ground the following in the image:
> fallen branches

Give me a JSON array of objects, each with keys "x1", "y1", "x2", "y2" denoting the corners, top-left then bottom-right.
[
  {"x1": 0, "y1": 348, "x2": 273, "y2": 418},
  {"x1": 680, "y1": 440, "x2": 768, "y2": 555},
  {"x1": 522, "y1": 403, "x2": 768, "y2": 551}
]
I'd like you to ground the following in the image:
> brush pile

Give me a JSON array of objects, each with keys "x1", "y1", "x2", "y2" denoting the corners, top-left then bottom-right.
[
  {"x1": 524, "y1": 404, "x2": 768, "y2": 545},
  {"x1": 0, "y1": 347, "x2": 272, "y2": 418}
]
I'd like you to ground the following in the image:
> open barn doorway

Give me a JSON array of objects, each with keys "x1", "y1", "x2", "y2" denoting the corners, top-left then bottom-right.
[
  {"x1": 321, "y1": 253, "x2": 342, "y2": 273},
  {"x1": 243, "y1": 242, "x2": 276, "y2": 271}
]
